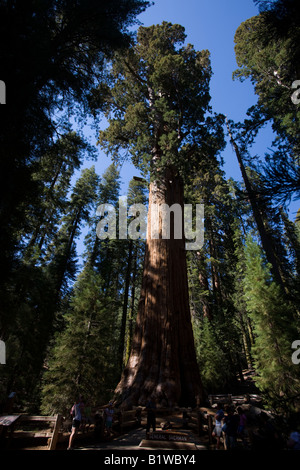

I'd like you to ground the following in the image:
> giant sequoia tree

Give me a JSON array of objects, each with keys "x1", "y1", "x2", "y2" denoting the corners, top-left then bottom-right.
[{"x1": 97, "y1": 22, "x2": 224, "y2": 408}]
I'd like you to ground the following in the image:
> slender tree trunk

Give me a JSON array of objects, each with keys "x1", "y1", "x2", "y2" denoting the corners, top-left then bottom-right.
[
  {"x1": 118, "y1": 240, "x2": 133, "y2": 371},
  {"x1": 238, "y1": 311, "x2": 253, "y2": 369},
  {"x1": 115, "y1": 169, "x2": 203, "y2": 409},
  {"x1": 206, "y1": 216, "x2": 223, "y2": 313},
  {"x1": 197, "y1": 251, "x2": 213, "y2": 321},
  {"x1": 226, "y1": 118, "x2": 286, "y2": 292},
  {"x1": 125, "y1": 244, "x2": 138, "y2": 364}
]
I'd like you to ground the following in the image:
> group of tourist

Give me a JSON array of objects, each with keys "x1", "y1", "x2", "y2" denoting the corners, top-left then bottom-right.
[
  {"x1": 67, "y1": 394, "x2": 158, "y2": 450},
  {"x1": 212, "y1": 403, "x2": 247, "y2": 450},
  {"x1": 212, "y1": 403, "x2": 300, "y2": 451},
  {"x1": 66, "y1": 395, "x2": 300, "y2": 451}
]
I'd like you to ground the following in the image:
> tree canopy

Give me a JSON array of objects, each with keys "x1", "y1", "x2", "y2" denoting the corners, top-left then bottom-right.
[
  {"x1": 233, "y1": 0, "x2": 300, "y2": 204},
  {"x1": 97, "y1": 21, "x2": 225, "y2": 182},
  {"x1": 0, "y1": 0, "x2": 151, "y2": 284}
]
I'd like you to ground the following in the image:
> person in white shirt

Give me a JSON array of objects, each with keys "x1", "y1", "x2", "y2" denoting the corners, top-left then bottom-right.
[{"x1": 68, "y1": 397, "x2": 84, "y2": 450}]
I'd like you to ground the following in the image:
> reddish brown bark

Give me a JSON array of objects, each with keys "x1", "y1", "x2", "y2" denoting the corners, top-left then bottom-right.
[{"x1": 115, "y1": 170, "x2": 203, "y2": 409}]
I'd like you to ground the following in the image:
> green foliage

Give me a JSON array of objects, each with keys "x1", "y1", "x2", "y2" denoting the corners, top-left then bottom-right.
[
  {"x1": 0, "y1": 1, "x2": 151, "y2": 407},
  {"x1": 40, "y1": 166, "x2": 147, "y2": 413},
  {"x1": 21, "y1": 131, "x2": 90, "y2": 265},
  {"x1": 1, "y1": 265, "x2": 57, "y2": 411},
  {"x1": 233, "y1": 0, "x2": 300, "y2": 203},
  {"x1": 45, "y1": 166, "x2": 99, "y2": 294},
  {"x1": 41, "y1": 267, "x2": 119, "y2": 415},
  {"x1": 0, "y1": 165, "x2": 100, "y2": 409},
  {"x1": 193, "y1": 318, "x2": 233, "y2": 393},
  {"x1": 0, "y1": 0, "x2": 151, "y2": 284},
  {"x1": 243, "y1": 235, "x2": 300, "y2": 411},
  {"x1": 186, "y1": 150, "x2": 248, "y2": 392},
  {"x1": 97, "y1": 22, "x2": 225, "y2": 182}
]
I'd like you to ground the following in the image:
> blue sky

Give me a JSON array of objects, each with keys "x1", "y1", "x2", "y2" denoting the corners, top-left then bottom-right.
[{"x1": 76, "y1": 0, "x2": 298, "y2": 227}]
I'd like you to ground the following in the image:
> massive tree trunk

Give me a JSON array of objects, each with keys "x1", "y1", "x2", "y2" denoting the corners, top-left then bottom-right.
[{"x1": 114, "y1": 168, "x2": 203, "y2": 409}]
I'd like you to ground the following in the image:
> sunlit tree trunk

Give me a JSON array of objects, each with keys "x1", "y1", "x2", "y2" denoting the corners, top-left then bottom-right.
[{"x1": 115, "y1": 168, "x2": 203, "y2": 408}]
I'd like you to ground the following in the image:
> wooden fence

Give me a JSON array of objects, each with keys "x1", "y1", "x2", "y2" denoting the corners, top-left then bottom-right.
[
  {"x1": 0, "y1": 414, "x2": 62, "y2": 450},
  {"x1": 1, "y1": 406, "x2": 217, "y2": 450}
]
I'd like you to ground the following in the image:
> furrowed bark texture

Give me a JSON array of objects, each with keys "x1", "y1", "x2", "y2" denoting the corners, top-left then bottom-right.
[{"x1": 115, "y1": 169, "x2": 203, "y2": 409}]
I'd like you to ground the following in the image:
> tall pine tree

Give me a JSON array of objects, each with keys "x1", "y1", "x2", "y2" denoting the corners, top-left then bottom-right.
[{"x1": 243, "y1": 234, "x2": 300, "y2": 412}]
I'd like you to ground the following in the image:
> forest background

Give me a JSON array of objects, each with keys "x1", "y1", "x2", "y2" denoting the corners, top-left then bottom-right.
[{"x1": 0, "y1": 0, "x2": 299, "y2": 419}]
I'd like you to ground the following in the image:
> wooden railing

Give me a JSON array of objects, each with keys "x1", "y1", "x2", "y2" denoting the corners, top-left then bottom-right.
[{"x1": 0, "y1": 414, "x2": 62, "y2": 450}]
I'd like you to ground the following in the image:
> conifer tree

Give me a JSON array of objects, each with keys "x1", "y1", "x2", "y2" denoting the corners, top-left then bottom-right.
[
  {"x1": 45, "y1": 166, "x2": 99, "y2": 300},
  {"x1": 226, "y1": 118, "x2": 288, "y2": 291},
  {"x1": 41, "y1": 267, "x2": 116, "y2": 414},
  {"x1": 0, "y1": 0, "x2": 151, "y2": 287},
  {"x1": 84, "y1": 163, "x2": 122, "y2": 274},
  {"x1": 279, "y1": 208, "x2": 300, "y2": 311},
  {"x1": 243, "y1": 234, "x2": 300, "y2": 411},
  {"x1": 0, "y1": 166, "x2": 99, "y2": 404},
  {"x1": 22, "y1": 131, "x2": 89, "y2": 265},
  {"x1": 186, "y1": 159, "x2": 247, "y2": 390},
  {"x1": 233, "y1": 0, "x2": 300, "y2": 203},
  {"x1": 41, "y1": 165, "x2": 122, "y2": 413},
  {"x1": 118, "y1": 178, "x2": 147, "y2": 370},
  {"x1": 231, "y1": 225, "x2": 255, "y2": 370},
  {"x1": 0, "y1": 131, "x2": 91, "y2": 399},
  {"x1": 41, "y1": 167, "x2": 148, "y2": 412},
  {"x1": 193, "y1": 317, "x2": 232, "y2": 393},
  {"x1": 84, "y1": 163, "x2": 126, "y2": 376}
]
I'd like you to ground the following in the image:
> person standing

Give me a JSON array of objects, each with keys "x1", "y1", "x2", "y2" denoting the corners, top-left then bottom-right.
[
  {"x1": 287, "y1": 430, "x2": 300, "y2": 450},
  {"x1": 68, "y1": 397, "x2": 84, "y2": 450},
  {"x1": 146, "y1": 396, "x2": 156, "y2": 435},
  {"x1": 104, "y1": 402, "x2": 114, "y2": 437},
  {"x1": 212, "y1": 403, "x2": 224, "y2": 450},
  {"x1": 222, "y1": 406, "x2": 239, "y2": 450},
  {"x1": 237, "y1": 406, "x2": 248, "y2": 446}
]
